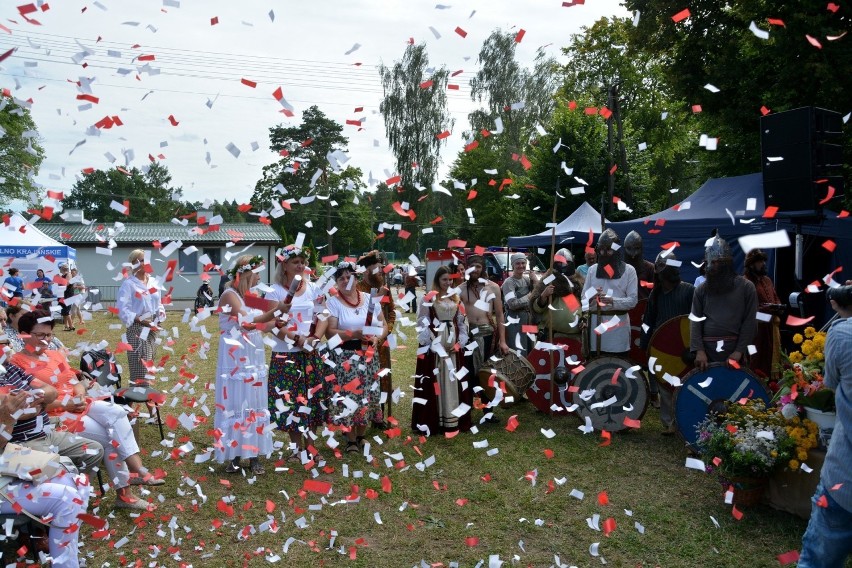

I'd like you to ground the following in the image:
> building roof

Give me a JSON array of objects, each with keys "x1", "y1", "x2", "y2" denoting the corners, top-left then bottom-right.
[{"x1": 37, "y1": 222, "x2": 282, "y2": 246}]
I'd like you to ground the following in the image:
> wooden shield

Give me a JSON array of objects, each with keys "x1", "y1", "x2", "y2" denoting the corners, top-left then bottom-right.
[
  {"x1": 524, "y1": 338, "x2": 583, "y2": 415},
  {"x1": 674, "y1": 364, "x2": 770, "y2": 450},
  {"x1": 647, "y1": 315, "x2": 694, "y2": 391},
  {"x1": 572, "y1": 356, "x2": 648, "y2": 432}
]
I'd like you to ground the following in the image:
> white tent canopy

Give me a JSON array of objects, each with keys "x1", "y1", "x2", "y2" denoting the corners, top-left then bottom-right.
[
  {"x1": 508, "y1": 201, "x2": 610, "y2": 247},
  {"x1": 1, "y1": 214, "x2": 76, "y2": 283}
]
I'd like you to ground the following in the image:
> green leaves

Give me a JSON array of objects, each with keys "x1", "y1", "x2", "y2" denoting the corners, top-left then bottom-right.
[{"x1": 0, "y1": 95, "x2": 45, "y2": 208}]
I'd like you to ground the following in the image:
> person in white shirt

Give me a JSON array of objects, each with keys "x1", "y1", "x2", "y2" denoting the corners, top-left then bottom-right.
[
  {"x1": 325, "y1": 261, "x2": 387, "y2": 454},
  {"x1": 264, "y1": 245, "x2": 329, "y2": 462},
  {"x1": 581, "y1": 229, "x2": 638, "y2": 355},
  {"x1": 116, "y1": 249, "x2": 166, "y2": 383}
]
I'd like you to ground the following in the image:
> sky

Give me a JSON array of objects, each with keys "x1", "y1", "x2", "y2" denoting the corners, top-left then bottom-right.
[{"x1": 1, "y1": 0, "x2": 628, "y2": 212}]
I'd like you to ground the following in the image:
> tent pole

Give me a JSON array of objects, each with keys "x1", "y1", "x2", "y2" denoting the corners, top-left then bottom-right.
[{"x1": 548, "y1": 178, "x2": 559, "y2": 415}]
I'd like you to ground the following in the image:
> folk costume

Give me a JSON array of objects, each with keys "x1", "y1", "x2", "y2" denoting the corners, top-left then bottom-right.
[{"x1": 411, "y1": 290, "x2": 471, "y2": 435}]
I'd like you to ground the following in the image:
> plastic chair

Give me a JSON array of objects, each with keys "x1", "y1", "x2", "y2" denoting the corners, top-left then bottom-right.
[{"x1": 80, "y1": 350, "x2": 166, "y2": 440}]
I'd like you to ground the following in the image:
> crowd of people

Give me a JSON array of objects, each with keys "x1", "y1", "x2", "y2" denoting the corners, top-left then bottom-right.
[{"x1": 0, "y1": 232, "x2": 849, "y2": 566}]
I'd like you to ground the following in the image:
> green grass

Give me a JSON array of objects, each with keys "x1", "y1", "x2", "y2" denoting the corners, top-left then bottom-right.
[{"x1": 53, "y1": 312, "x2": 809, "y2": 567}]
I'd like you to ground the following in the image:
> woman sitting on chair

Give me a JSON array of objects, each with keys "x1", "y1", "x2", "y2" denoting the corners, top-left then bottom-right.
[
  {"x1": 0, "y1": 390, "x2": 91, "y2": 568},
  {"x1": 10, "y1": 309, "x2": 163, "y2": 511}
]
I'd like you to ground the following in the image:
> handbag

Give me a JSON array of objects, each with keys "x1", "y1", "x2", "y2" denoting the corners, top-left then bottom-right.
[{"x1": 0, "y1": 443, "x2": 67, "y2": 484}]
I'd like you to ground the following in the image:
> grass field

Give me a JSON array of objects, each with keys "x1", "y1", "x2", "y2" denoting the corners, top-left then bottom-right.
[{"x1": 39, "y1": 310, "x2": 812, "y2": 567}]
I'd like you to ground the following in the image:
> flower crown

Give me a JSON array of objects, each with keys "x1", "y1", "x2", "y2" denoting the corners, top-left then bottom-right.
[
  {"x1": 229, "y1": 255, "x2": 265, "y2": 278},
  {"x1": 276, "y1": 245, "x2": 311, "y2": 263}
]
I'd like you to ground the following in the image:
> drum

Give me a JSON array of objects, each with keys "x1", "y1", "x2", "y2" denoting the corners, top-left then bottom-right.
[
  {"x1": 628, "y1": 299, "x2": 648, "y2": 367},
  {"x1": 674, "y1": 364, "x2": 770, "y2": 450},
  {"x1": 647, "y1": 315, "x2": 694, "y2": 391},
  {"x1": 524, "y1": 338, "x2": 584, "y2": 414},
  {"x1": 478, "y1": 351, "x2": 536, "y2": 408},
  {"x1": 572, "y1": 356, "x2": 648, "y2": 431}
]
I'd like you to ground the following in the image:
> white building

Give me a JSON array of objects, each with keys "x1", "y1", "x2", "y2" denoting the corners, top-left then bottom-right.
[{"x1": 37, "y1": 220, "x2": 282, "y2": 302}]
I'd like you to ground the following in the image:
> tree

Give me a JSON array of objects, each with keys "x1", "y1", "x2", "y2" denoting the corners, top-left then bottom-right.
[
  {"x1": 624, "y1": 0, "x2": 851, "y2": 204},
  {"x1": 251, "y1": 106, "x2": 373, "y2": 254},
  {"x1": 379, "y1": 43, "x2": 455, "y2": 253},
  {"x1": 0, "y1": 95, "x2": 45, "y2": 208},
  {"x1": 445, "y1": 30, "x2": 560, "y2": 245},
  {"x1": 59, "y1": 162, "x2": 183, "y2": 222}
]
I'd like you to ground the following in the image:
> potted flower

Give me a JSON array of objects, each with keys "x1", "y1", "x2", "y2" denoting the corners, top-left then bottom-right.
[
  {"x1": 772, "y1": 327, "x2": 836, "y2": 435},
  {"x1": 696, "y1": 400, "x2": 800, "y2": 505}
]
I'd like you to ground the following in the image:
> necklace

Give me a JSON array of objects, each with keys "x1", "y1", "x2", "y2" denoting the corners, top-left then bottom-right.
[
  {"x1": 285, "y1": 277, "x2": 304, "y2": 294},
  {"x1": 338, "y1": 290, "x2": 362, "y2": 313}
]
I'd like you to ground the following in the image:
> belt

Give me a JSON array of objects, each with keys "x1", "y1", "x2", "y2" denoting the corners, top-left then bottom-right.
[{"x1": 703, "y1": 335, "x2": 738, "y2": 342}]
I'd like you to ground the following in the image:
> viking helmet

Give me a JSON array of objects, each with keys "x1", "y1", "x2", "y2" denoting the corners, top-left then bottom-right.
[
  {"x1": 553, "y1": 248, "x2": 575, "y2": 277},
  {"x1": 596, "y1": 228, "x2": 620, "y2": 253},
  {"x1": 624, "y1": 230, "x2": 643, "y2": 260},
  {"x1": 704, "y1": 234, "x2": 732, "y2": 264},
  {"x1": 654, "y1": 250, "x2": 674, "y2": 273}
]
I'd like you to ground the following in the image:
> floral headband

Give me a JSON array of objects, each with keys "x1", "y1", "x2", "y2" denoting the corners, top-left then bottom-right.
[
  {"x1": 229, "y1": 255, "x2": 265, "y2": 278},
  {"x1": 336, "y1": 261, "x2": 357, "y2": 272},
  {"x1": 277, "y1": 245, "x2": 311, "y2": 263}
]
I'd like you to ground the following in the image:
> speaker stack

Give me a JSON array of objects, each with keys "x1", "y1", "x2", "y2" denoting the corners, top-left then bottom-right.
[{"x1": 760, "y1": 106, "x2": 844, "y2": 216}]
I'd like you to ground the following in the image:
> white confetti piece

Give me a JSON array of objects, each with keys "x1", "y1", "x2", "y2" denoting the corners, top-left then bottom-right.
[{"x1": 685, "y1": 457, "x2": 706, "y2": 471}]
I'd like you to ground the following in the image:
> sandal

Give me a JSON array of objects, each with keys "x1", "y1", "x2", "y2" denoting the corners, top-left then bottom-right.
[
  {"x1": 250, "y1": 460, "x2": 265, "y2": 475},
  {"x1": 345, "y1": 441, "x2": 360, "y2": 454},
  {"x1": 224, "y1": 461, "x2": 241, "y2": 474}
]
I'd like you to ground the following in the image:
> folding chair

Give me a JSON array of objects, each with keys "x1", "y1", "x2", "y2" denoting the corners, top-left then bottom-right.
[
  {"x1": 80, "y1": 350, "x2": 166, "y2": 440},
  {"x1": 0, "y1": 513, "x2": 47, "y2": 561}
]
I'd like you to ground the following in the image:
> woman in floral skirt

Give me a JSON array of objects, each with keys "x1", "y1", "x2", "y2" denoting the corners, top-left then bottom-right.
[
  {"x1": 265, "y1": 245, "x2": 329, "y2": 460},
  {"x1": 325, "y1": 261, "x2": 387, "y2": 454}
]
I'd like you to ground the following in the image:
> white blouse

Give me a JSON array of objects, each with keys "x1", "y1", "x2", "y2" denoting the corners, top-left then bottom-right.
[{"x1": 116, "y1": 274, "x2": 166, "y2": 327}]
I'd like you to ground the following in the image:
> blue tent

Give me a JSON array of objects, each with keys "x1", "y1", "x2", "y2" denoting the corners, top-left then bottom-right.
[
  {"x1": 608, "y1": 173, "x2": 852, "y2": 325},
  {"x1": 508, "y1": 201, "x2": 609, "y2": 248}
]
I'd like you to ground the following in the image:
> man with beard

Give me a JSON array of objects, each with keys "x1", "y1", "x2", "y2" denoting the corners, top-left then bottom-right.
[
  {"x1": 530, "y1": 249, "x2": 583, "y2": 340},
  {"x1": 690, "y1": 235, "x2": 757, "y2": 370},
  {"x1": 743, "y1": 249, "x2": 784, "y2": 380},
  {"x1": 357, "y1": 251, "x2": 396, "y2": 428},
  {"x1": 460, "y1": 253, "x2": 509, "y2": 424},
  {"x1": 640, "y1": 250, "x2": 695, "y2": 434},
  {"x1": 582, "y1": 229, "x2": 639, "y2": 355},
  {"x1": 624, "y1": 231, "x2": 655, "y2": 301},
  {"x1": 502, "y1": 253, "x2": 538, "y2": 356}
]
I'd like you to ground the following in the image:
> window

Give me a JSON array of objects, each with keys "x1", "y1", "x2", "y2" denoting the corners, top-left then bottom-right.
[
  {"x1": 203, "y1": 247, "x2": 221, "y2": 270},
  {"x1": 180, "y1": 249, "x2": 199, "y2": 274}
]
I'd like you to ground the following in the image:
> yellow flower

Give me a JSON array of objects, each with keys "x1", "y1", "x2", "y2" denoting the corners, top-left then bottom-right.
[
  {"x1": 813, "y1": 334, "x2": 825, "y2": 348},
  {"x1": 804, "y1": 327, "x2": 816, "y2": 339},
  {"x1": 801, "y1": 340, "x2": 815, "y2": 356},
  {"x1": 798, "y1": 450, "x2": 808, "y2": 461},
  {"x1": 810, "y1": 351, "x2": 824, "y2": 362},
  {"x1": 793, "y1": 333, "x2": 804, "y2": 345},
  {"x1": 788, "y1": 460, "x2": 799, "y2": 470},
  {"x1": 789, "y1": 351, "x2": 804, "y2": 363}
]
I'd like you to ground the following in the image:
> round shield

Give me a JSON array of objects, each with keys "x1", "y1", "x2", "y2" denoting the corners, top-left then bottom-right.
[
  {"x1": 647, "y1": 315, "x2": 694, "y2": 391},
  {"x1": 674, "y1": 364, "x2": 770, "y2": 450},
  {"x1": 628, "y1": 299, "x2": 648, "y2": 367},
  {"x1": 524, "y1": 338, "x2": 583, "y2": 415},
  {"x1": 572, "y1": 356, "x2": 648, "y2": 431}
]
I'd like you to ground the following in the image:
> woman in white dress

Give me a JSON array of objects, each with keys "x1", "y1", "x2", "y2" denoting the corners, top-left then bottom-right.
[
  {"x1": 215, "y1": 254, "x2": 284, "y2": 474},
  {"x1": 325, "y1": 261, "x2": 387, "y2": 454}
]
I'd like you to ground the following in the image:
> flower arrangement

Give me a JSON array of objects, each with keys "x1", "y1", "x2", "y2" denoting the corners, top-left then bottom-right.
[
  {"x1": 772, "y1": 327, "x2": 835, "y2": 412},
  {"x1": 696, "y1": 400, "x2": 804, "y2": 478},
  {"x1": 228, "y1": 255, "x2": 265, "y2": 278},
  {"x1": 276, "y1": 245, "x2": 312, "y2": 263}
]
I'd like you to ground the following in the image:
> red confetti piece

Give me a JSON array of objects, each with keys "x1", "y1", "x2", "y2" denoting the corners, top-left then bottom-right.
[
  {"x1": 609, "y1": 164, "x2": 618, "y2": 175},
  {"x1": 816, "y1": 494, "x2": 829, "y2": 508},
  {"x1": 818, "y1": 185, "x2": 835, "y2": 205},
  {"x1": 599, "y1": 431, "x2": 611, "y2": 446},
  {"x1": 805, "y1": 35, "x2": 822, "y2": 48},
  {"x1": 210, "y1": 16, "x2": 219, "y2": 25},
  {"x1": 386, "y1": 175, "x2": 401, "y2": 186},
  {"x1": 786, "y1": 315, "x2": 815, "y2": 326},
  {"x1": 822, "y1": 239, "x2": 836, "y2": 252},
  {"x1": 584, "y1": 107, "x2": 598, "y2": 115},
  {"x1": 623, "y1": 417, "x2": 641, "y2": 429},
  {"x1": 455, "y1": 26, "x2": 467, "y2": 38},
  {"x1": 732, "y1": 504, "x2": 744, "y2": 520},
  {"x1": 464, "y1": 140, "x2": 479, "y2": 152},
  {"x1": 777, "y1": 550, "x2": 800, "y2": 564},
  {"x1": 760, "y1": 105, "x2": 771, "y2": 116},
  {"x1": 419, "y1": 80, "x2": 434, "y2": 89},
  {"x1": 241, "y1": 78, "x2": 257, "y2": 88},
  {"x1": 520, "y1": 155, "x2": 532, "y2": 170},
  {"x1": 598, "y1": 491, "x2": 610, "y2": 505},
  {"x1": 671, "y1": 8, "x2": 690, "y2": 22},
  {"x1": 599, "y1": 107, "x2": 612, "y2": 119},
  {"x1": 603, "y1": 517, "x2": 616, "y2": 536},
  {"x1": 692, "y1": 104, "x2": 702, "y2": 113},
  {"x1": 302, "y1": 479, "x2": 332, "y2": 495},
  {"x1": 515, "y1": 29, "x2": 526, "y2": 43},
  {"x1": 137, "y1": 54, "x2": 156, "y2": 61},
  {"x1": 763, "y1": 206, "x2": 779, "y2": 218},
  {"x1": 436, "y1": 130, "x2": 451, "y2": 139},
  {"x1": 381, "y1": 476, "x2": 392, "y2": 493},
  {"x1": 505, "y1": 415, "x2": 519, "y2": 432},
  {"x1": 465, "y1": 536, "x2": 479, "y2": 547},
  {"x1": 767, "y1": 18, "x2": 786, "y2": 26},
  {"x1": 543, "y1": 449, "x2": 554, "y2": 459}
]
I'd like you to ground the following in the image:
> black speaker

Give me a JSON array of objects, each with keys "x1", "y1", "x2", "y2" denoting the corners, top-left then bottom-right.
[{"x1": 761, "y1": 106, "x2": 844, "y2": 215}]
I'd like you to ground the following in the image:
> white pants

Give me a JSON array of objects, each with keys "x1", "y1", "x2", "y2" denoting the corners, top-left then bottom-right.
[
  {"x1": 0, "y1": 472, "x2": 91, "y2": 568},
  {"x1": 57, "y1": 399, "x2": 140, "y2": 489}
]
